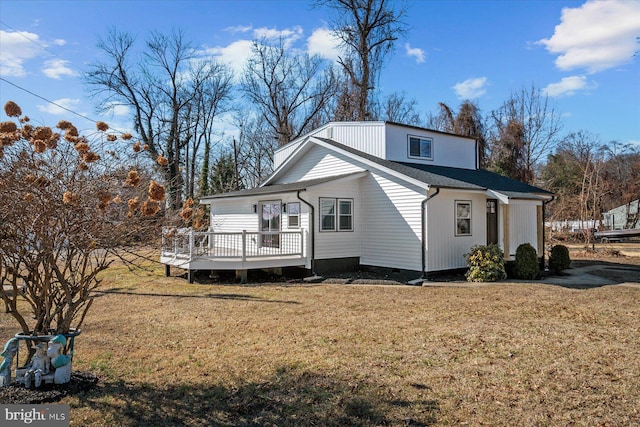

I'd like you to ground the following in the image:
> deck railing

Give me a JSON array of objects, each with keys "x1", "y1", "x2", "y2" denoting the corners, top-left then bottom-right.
[{"x1": 161, "y1": 228, "x2": 305, "y2": 261}]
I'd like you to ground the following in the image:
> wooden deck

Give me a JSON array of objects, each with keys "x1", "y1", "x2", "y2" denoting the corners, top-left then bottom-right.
[{"x1": 161, "y1": 228, "x2": 308, "y2": 282}]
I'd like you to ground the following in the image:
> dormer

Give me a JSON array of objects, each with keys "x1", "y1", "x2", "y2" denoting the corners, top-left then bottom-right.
[{"x1": 273, "y1": 121, "x2": 479, "y2": 171}]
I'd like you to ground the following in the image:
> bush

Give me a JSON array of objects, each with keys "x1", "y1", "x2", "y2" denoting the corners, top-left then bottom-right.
[
  {"x1": 514, "y1": 243, "x2": 539, "y2": 279},
  {"x1": 549, "y1": 244, "x2": 571, "y2": 273},
  {"x1": 465, "y1": 244, "x2": 507, "y2": 282}
]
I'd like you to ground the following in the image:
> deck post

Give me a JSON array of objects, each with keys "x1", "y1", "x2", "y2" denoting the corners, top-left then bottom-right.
[
  {"x1": 236, "y1": 269, "x2": 248, "y2": 283},
  {"x1": 189, "y1": 230, "x2": 195, "y2": 260},
  {"x1": 242, "y1": 230, "x2": 247, "y2": 262},
  {"x1": 300, "y1": 230, "x2": 304, "y2": 257}
]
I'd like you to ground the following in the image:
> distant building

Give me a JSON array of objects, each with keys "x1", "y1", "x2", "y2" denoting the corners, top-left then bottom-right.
[{"x1": 603, "y1": 200, "x2": 639, "y2": 230}]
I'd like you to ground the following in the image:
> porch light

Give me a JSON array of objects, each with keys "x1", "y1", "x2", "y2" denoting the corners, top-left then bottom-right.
[
  {"x1": 252, "y1": 204, "x2": 257, "y2": 213},
  {"x1": 282, "y1": 203, "x2": 287, "y2": 213}
]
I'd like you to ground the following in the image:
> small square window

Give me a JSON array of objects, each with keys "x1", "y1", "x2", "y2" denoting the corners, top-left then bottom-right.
[
  {"x1": 408, "y1": 136, "x2": 433, "y2": 160},
  {"x1": 287, "y1": 202, "x2": 300, "y2": 228}
]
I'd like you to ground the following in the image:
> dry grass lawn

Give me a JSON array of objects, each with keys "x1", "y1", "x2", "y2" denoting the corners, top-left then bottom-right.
[{"x1": 1, "y1": 256, "x2": 639, "y2": 426}]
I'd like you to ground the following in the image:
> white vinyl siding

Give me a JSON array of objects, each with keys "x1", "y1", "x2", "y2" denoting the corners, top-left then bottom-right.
[
  {"x1": 305, "y1": 179, "x2": 362, "y2": 260},
  {"x1": 508, "y1": 200, "x2": 540, "y2": 256},
  {"x1": 280, "y1": 145, "x2": 365, "y2": 183},
  {"x1": 385, "y1": 123, "x2": 477, "y2": 169},
  {"x1": 360, "y1": 172, "x2": 424, "y2": 271},
  {"x1": 427, "y1": 190, "x2": 487, "y2": 271}
]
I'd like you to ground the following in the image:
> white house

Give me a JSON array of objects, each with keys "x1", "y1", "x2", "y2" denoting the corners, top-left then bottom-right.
[{"x1": 161, "y1": 121, "x2": 553, "y2": 282}]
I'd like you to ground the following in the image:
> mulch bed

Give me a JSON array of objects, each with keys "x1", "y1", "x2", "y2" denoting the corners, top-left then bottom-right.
[{"x1": 0, "y1": 371, "x2": 98, "y2": 404}]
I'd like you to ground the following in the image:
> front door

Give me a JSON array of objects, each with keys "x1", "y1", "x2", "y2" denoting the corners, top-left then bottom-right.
[
  {"x1": 486, "y1": 199, "x2": 498, "y2": 245},
  {"x1": 260, "y1": 201, "x2": 281, "y2": 248}
]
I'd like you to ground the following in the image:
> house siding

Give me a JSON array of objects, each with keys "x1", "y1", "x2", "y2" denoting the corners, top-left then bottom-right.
[
  {"x1": 384, "y1": 123, "x2": 477, "y2": 169},
  {"x1": 272, "y1": 144, "x2": 424, "y2": 269},
  {"x1": 426, "y1": 190, "x2": 487, "y2": 271},
  {"x1": 360, "y1": 172, "x2": 424, "y2": 271},
  {"x1": 280, "y1": 145, "x2": 365, "y2": 183},
  {"x1": 507, "y1": 200, "x2": 541, "y2": 256},
  {"x1": 304, "y1": 179, "x2": 363, "y2": 260}
]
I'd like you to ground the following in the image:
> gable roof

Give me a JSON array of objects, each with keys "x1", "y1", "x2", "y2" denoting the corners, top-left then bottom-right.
[
  {"x1": 205, "y1": 136, "x2": 552, "y2": 201},
  {"x1": 314, "y1": 138, "x2": 552, "y2": 197},
  {"x1": 200, "y1": 171, "x2": 367, "y2": 201}
]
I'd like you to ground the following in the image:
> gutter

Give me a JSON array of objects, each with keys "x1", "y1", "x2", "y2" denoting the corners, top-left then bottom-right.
[
  {"x1": 297, "y1": 190, "x2": 315, "y2": 275},
  {"x1": 420, "y1": 187, "x2": 440, "y2": 279}
]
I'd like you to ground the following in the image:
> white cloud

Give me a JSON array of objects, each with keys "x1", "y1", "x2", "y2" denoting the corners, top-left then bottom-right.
[
  {"x1": 42, "y1": 59, "x2": 78, "y2": 79},
  {"x1": 104, "y1": 102, "x2": 131, "y2": 117},
  {"x1": 453, "y1": 77, "x2": 488, "y2": 99},
  {"x1": 253, "y1": 26, "x2": 303, "y2": 48},
  {"x1": 543, "y1": 75, "x2": 595, "y2": 97},
  {"x1": 405, "y1": 43, "x2": 425, "y2": 63},
  {"x1": 307, "y1": 27, "x2": 341, "y2": 61},
  {"x1": 202, "y1": 39, "x2": 255, "y2": 76},
  {"x1": 224, "y1": 25, "x2": 253, "y2": 34},
  {"x1": 36, "y1": 98, "x2": 80, "y2": 115},
  {"x1": 538, "y1": 0, "x2": 640, "y2": 73},
  {"x1": 0, "y1": 30, "x2": 45, "y2": 77}
]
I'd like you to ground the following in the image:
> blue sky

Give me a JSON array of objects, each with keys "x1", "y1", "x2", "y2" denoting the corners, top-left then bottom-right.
[{"x1": 1, "y1": 0, "x2": 639, "y2": 149}]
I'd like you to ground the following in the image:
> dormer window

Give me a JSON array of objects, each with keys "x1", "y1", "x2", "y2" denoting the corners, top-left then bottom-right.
[{"x1": 408, "y1": 135, "x2": 433, "y2": 160}]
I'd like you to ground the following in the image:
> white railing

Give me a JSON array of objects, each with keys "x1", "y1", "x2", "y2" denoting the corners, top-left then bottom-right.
[{"x1": 161, "y1": 227, "x2": 305, "y2": 261}]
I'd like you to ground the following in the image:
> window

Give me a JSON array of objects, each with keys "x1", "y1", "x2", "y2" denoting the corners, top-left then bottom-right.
[
  {"x1": 320, "y1": 198, "x2": 336, "y2": 231},
  {"x1": 338, "y1": 200, "x2": 352, "y2": 231},
  {"x1": 320, "y1": 198, "x2": 353, "y2": 232},
  {"x1": 455, "y1": 201, "x2": 472, "y2": 236},
  {"x1": 287, "y1": 202, "x2": 300, "y2": 228},
  {"x1": 408, "y1": 136, "x2": 433, "y2": 160}
]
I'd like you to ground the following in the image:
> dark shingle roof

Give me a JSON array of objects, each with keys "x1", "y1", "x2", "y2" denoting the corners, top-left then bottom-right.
[{"x1": 396, "y1": 162, "x2": 553, "y2": 197}]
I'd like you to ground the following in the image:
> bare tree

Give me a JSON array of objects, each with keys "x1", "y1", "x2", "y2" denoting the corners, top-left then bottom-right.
[
  {"x1": 379, "y1": 91, "x2": 421, "y2": 125},
  {"x1": 489, "y1": 84, "x2": 562, "y2": 183},
  {"x1": 86, "y1": 29, "x2": 233, "y2": 211},
  {"x1": 241, "y1": 38, "x2": 338, "y2": 146},
  {"x1": 427, "y1": 101, "x2": 487, "y2": 167},
  {"x1": 183, "y1": 62, "x2": 234, "y2": 198},
  {"x1": 319, "y1": 0, "x2": 407, "y2": 120}
]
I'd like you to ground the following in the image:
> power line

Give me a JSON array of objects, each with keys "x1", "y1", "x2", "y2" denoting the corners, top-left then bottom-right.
[
  {"x1": 0, "y1": 77, "x2": 128, "y2": 135},
  {"x1": 0, "y1": 20, "x2": 65, "y2": 63}
]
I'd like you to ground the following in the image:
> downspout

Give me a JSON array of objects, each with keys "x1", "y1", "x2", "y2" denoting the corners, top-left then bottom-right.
[
  {"x1": 542, "y1": 195, "x2": 555, "y2": 270},
  {"x1": 297, "y1": 190, "x2": 315, "y2": 275},
  {"x1": 421, "y1": 187, "x2": 440, "y2": 278}
]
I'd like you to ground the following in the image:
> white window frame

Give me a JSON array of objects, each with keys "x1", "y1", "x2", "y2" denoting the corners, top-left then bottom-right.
[
  {"x1": 319, "y1": 198, "x2": 353, "y2": 232},
  {"x1": 320, "y1": 198, "x2": 336, "y2": 231},
  {"x1": 455, "y1": 200, "x2": 472, "y2": 236},
  {"x1": 287, "y1": 202, "x2": 301, "y2": 229},
  {"x1": 338, "y1": 199, "x2": 353, "y2": 231},
  {"x1": 408, "y1": 135, "x2": 433, "y2": 160}
]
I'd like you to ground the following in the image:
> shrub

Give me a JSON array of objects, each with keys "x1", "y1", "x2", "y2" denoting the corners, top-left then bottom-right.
[
  {"x1": 465, "y1": 244, "x2": 507, "y2": 282},
  {"x1": 549, "y1": 244, "x2": 571, "y2": 273},
  {"x1": 514, "y1": 243, "x2": 539, "y2": 279}
]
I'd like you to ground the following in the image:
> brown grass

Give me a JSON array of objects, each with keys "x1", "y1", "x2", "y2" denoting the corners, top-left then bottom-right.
[{"x1": 1, "y1": 259, "x2": 639, "y2": 426}]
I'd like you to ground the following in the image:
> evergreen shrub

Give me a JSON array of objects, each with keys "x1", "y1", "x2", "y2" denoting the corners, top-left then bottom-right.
[
  {"x1": 465, "y1": 244, "x2": 507, "y2": 282},
  {"x1": 549, "y1": 244, "x2": 571, "y2": 273},
  {"x1": 514, "y1": 243, "x2": 539, "y2": 279}
]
